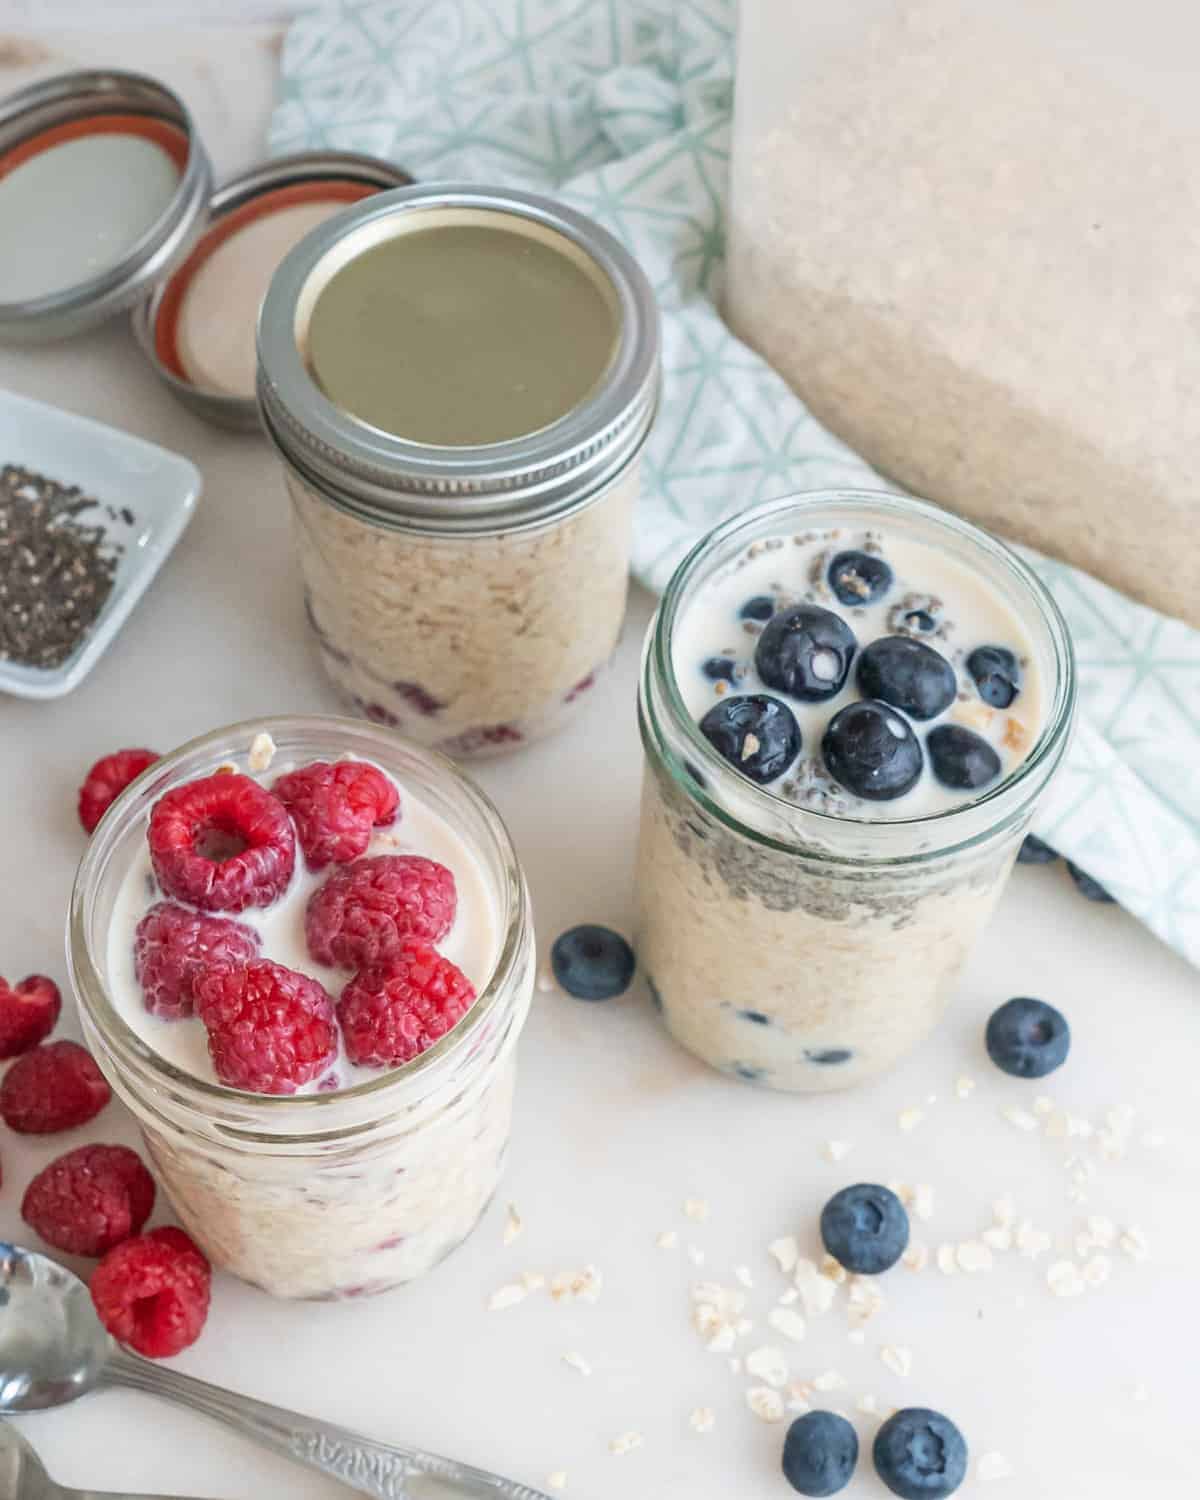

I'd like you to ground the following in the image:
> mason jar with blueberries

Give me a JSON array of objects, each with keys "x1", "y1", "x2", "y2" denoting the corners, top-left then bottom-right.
[{"x1": 635, "y1": 490, "x2": 1076, "y2": 1092}]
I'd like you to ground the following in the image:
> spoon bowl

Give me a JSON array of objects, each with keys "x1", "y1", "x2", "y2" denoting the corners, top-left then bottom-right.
[{"x1": 0, "y1": 1244, "x2": 111, "y2": 1413}]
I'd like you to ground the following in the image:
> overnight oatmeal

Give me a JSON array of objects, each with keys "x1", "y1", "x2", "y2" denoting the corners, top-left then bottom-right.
[
  {"x1": 636, "y1": 491, "x2": 1074, "y2": 1092},
  {"x1": 257, "y1": 184, "x2": 660, "y2": 758},
  {"x1": 70, "y1": 717, "x2": 534, "y2": 1299}
]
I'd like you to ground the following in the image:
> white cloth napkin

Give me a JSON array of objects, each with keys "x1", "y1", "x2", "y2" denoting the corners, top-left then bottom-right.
[{"x1": 270, "y1": 0, "x2": 1200, "y2": 968}]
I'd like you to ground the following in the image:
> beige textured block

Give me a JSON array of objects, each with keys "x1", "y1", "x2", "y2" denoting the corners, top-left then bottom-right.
[{"x1": 727, "y1": 0, "x2": 1200, "y2": 626}]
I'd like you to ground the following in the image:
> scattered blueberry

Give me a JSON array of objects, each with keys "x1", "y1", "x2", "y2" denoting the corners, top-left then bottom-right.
[
  {"x1": 820, "y1": 1183, "x2": 909, "y2": 1274},
  {"x1": 1017, "y1": 834, "x2": 1058, "y2": 865},
  {"x1": 873, "y1": 1408, "x2": 968, "y2": 1499},
  {"x1": 827, "y1": 550, "x2": 893, "y2": 607},
  {"x1": 740, "y1": 595, "x2": 777, "y2": 622},
  {"x1": 985, "y1": 996, "x2": 1070, "y2": 1079},
  {"x1": 806, "y1": 1047, "x2": 853, "y2": 1065},
  {"x1": 856, "y1": 636, "x2": 957, "y2": 721},
  {"x1": 700, "y1": 694, "x2": 801, "y2": 784},
  {"x1": 903, "y1": 609, "x2": 937, "y2": 634},
  {"x1": 702, "y1": 655, "x2": 738, "y2": 684},
  {"x1": 1066, "y1": 861, "x2": 1116, "y2": 903},
  {"x1": 783, "y1": 1411, "x2": 859, "y2": 1497},
  {"x1": 740, "y1": 1008, "x2": 771, "y2": 1025},
  {"x1": 755, "y1": 605, "x2": 858, "y2": 702},
  {"x1": 822, "y1": 701, "x2": 923, "y2": 801},
  {"x1": 966, "y1": 644, "x2": 1020, "y2": 709},
  {"x1": 926, "y1": 724, "x2": 1002, "y2": 791},
  {"x1": 550, "y1": 925, "x2": 636, "y2": 1001}
]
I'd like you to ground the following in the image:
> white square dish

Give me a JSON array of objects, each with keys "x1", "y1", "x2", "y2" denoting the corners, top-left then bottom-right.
[{"x1": 0, "y1": 389, "x2": 201, "y2": 699}]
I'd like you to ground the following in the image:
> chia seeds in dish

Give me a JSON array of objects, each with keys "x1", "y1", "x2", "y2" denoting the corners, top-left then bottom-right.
[{"x1": 0, "y1": 464, "x2": 134, "y2": 670}]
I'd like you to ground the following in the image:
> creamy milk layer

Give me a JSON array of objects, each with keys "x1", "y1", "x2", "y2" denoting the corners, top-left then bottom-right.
[
  {"x1": 105, "y1": 758, "x2": 500, "y2": 1092},
  {"x1": 671, "y1": 525, "x2": 1046, "y2": 817}
]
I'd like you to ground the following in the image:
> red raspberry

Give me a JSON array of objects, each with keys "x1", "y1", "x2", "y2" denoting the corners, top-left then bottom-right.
[
  {"x1": 90, "y1": 1225, "x2": 211, "y2": 1359},
  {"x1": 21, "y1": 1143, "x2": 155, "y2": 1257},
  {"x1": 0, "y1": 974, "x2": 62, "y2": 1058},
  {"x1": 272, "y1": 760, "x2": 400, "y2": 871},
  {"x1": 0, "y1": 1040, "x2": 111, "y2": 1134},
  {"x1": 305, "y1": 855, "x2": 456, "y2": 971},
  {"x1": 194, "y1": 960, "x2": 337, "y2": 1095},
  {"x1": 338, "y1": 939, "x2": 476, "y2": 1068},
  {"x1": 78, "y1": 748, "x2": 159, "y2": 835},
  {"x1": 148, "y1": 772, "x2": 296, "y2": 913},
  {"x1": 134, "y1": 902, "x2": 261, "y2": 1020}
]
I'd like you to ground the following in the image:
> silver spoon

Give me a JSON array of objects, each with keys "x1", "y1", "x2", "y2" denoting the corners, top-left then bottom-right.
[
  {"x1": 0, "y1": 1244, "x2": 549, "y2": 1500},
  {"x1": 1, "y1": 1419, "x2": 216, "y2": 1500}
]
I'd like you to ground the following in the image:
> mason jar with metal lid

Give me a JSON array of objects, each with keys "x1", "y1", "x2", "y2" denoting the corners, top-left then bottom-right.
[{"x1": 257, "y1": 183, "x2": 661, "y2": 758}]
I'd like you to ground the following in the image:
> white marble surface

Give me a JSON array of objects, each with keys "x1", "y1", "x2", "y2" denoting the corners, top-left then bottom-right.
[{"x1": 0, "y1": 25, "x2": 1197, "y2": 1500}]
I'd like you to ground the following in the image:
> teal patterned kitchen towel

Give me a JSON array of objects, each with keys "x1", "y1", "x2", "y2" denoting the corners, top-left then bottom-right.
[{"x1": 270, "y1": 0, "x2": 1200, "y2": 968}]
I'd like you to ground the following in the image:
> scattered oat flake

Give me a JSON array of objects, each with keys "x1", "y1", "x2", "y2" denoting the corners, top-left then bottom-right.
[
  {"x1": 911, "y1": 1183, "x2": 934, "y2": 1221},
  {"x1": 813, "y1": 1370, "x2": 847, "y2": 1392},
  {"x1": 769, "y1": 1236, "x2": 799, "y2": 1274},
  {"x1": 562, "y1": 1351, "x2": 592, "y2": 1377},
  {"x1": 778, "y1": 1286, "x2": 799, "y2": 1306},
  {"x1": 955, "y1": 1075, "x2": 976, "y2": 1099},
  {"x1": 687, "y1": 1245, "x2": 706, "y2": 1267},
  {"x1": 898, "y1": 1107, "x2": 924, "y2": 1132},
  {"x1": 768, "y1": 1306, "x2": 808, "y2": 1343},
  {"x1": 823, "y1": 1139, "x2": 852, "y2": 1163},
  {"x1": 684, "y1": 1197, "x2": 710, "y2": 1222},
  {"x1": 795, "y1": 1259, "x2": 839, "y2": 1316},
  {"x1": 609, "y1": 1432, "x2": 643, "y2": 1457},
  {"x1": 746, "y1": 1387, "x2": 786, "y2": 1423},
  {"x1": 786, "y1": 1394, "x2": 812, "y2": 1415},
  {"x1": 488, "y1": 1283, "x2": 527, "y2": 1311},
  {"x1": 992, "y1": 1196, "x2": 1016, "y2": 1226},
  {"x1": 936, "y1": 1244, "x2": 958, "y2": 1275},
  {"x1": 819, "y1": 1254, "x2": 848, "y2": 1286},
  {"x1": 536, "y1": 964, "x2": 557, "y2": 993},
  {"x1": 546, "y1": 1472, "x2": 567, "y2": 1491},
  {"x1": 858, "y1": 1394, "x2": 880, "y2": 1416},
  {"x1": 1119, "y1": 1227, "x2": 1149, "y2": 1262},
  {"x1": 734, "y1": 1265, "x2": 754, "y2": 1288},
  {"x1": 1003, "y1": 1105, "x2": 1040, "y2": 1132},
  {"x1": 982, "y1": 1226, "x2": 1013, "y2": 1252},
  {"x1": 1086, "y1": 1215, "x2": 1116, "y2": 1247},
  {"x1": 746, "y1": 1346, "x2": 790, "y2": 1388},
  {"x1": 551, "y1": 1266, "x2": 602, "y2": 1303},
  {"x1": 1016, "y1": 1221, "x2": 1052, "y2": 1259},
  {"x1": 978, "y1": 1451, "x2": 1014, "y2": 1483},
  {"x1": 847, "y1": 1277, "x2": 885, "y2": 1328},
  {"x1": 1033, "y1": 1095, "x2": 1055, "y2": 1116},
  {"x1": 247, "y1": 732, "x2": 277, "y2": 772},
  {"x1": 1047, "y1": 1260, "x2": 1086, "y2": 1298},
  {"x1": 1082, "y1": 1255, "x2": 1111, "y2": 1288},
  {"x1": 690, "y1": 1407, "x2": 715, "y2": 1434},
  {"x1": 880, "y1": 1345, "x2": 913, "y2": 1378},
  {"x1": 902, "y1": 1242, "x2": 929, "y2": 1272},
  {"x1": 956, "y1": 1240, "x2": 994, "y2": 1274},
  {"x1": 521, "y1": 1270, "x2": 546, "y2": 1293},
  {"x1": 656, "y1": 1229, "x2": 678, "y2": 1250},
  {"x1": 502, "y1": 1203, "x2": 523, "y2": 1246}
]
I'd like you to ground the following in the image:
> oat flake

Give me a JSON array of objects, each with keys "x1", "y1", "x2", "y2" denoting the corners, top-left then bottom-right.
[
  {"x1": 1047, "y1": 1260, "x2": 1086, "y2": 1297},
  {"x1": 684, "y1": 1197, "x2": 710, "y2": 1222},
  {"x1": 768, "y1": 1306, "x2": 808, "y2": 1343},
  {"x1": 1003, "y1": 1105, "x2": 1040, "y2": 1132},
  {"x1": 746, "y1": 1346, "x2": 790, "y2": 1388},
  {"x1": 690, "y1": 1407, "x2": 715, "y2": 1434},
  {"x1": 561, "y1": 1351, "x2": 592, "y2": 1377},
  {"x1": 609, "y1": 1432, "x2": 643, "y2": 1457},
  {"x1": 656, "y1": 1229, "x2": 678, "y2": 1250},
  {"x1": 880, "y1": 1345, "x2": 913, "y2": 1378},
  {"x1": 824, "y1": 1139, "x2": 852, "y2": 1163},
  {"x1": 547, "y1": 1471, "x2": 567, "y2": 1491},
  {"x1": 488, "y1": 1283, "x2": 527, "y2": 1311},
  {"x1": 955, "y1": 1075, "x2": 976, "y2": 1099},
  {"x1": 956, "y1": 1240, "x2": 994, "y2": 1274},
  {"x1": 769, "y1": 1236, "x2": 799, "y2": 1275},
  {"x1": 813, "y1": 1370, "x2": 847, "y2": 1392},
  {"x1": 502, "y1": 1203, "x2": 523, "y2": 1246},
  {"x1": 746, "y1": 1387, "x2": 786, "y2": 1423},
  {"x1": 898, "y1": 1107, "x2": 924, "y2": 1132}
]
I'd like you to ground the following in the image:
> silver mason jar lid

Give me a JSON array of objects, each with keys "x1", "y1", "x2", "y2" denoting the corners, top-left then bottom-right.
[
  {"x1": 256, "y1": 182, "x2": 661, "y2": 536},
  {"x1": 0, "y1": 70, "x2": 213, "y2": 343},
  {"x1": 131, "y1": 150, "x2": 413, "y2": 432}
]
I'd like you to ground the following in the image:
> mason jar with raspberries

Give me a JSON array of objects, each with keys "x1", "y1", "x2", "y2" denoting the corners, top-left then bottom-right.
[{"x1": 69, "y1": 715, "x2": 534, "y2": 1300}]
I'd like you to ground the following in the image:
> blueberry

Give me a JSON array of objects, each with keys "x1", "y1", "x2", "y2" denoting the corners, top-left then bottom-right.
[
  {"x1": 873, "y1": 1408, "x2": 968, "y2": 1499},
  {"x1": 740, "y1": 594, "x2": 776, "y2": 622},
  {"x1": 1017, "y1": 834, "x2": 1058, "y2": 865},
  {"x1": 903, "y1": 609, "x2": 937, "y2": 634},
  {"x1": 755, "y1": 605, "x2": 857, "y2": 702},
  {"x1": 783, "y1": 1411, "x2": 859, "y2": 1496},
  {"x1": 699, "y1": 694, "x2": 801, "y2": 784},
  {"x1": 856, "y1": 636, "x2": 957, "y2": 721},
  {"x1": 827, "y1": 549, "x2": 893, "y2": 607},
  {"x1": 1067, "y1": 861, "x2": 1116, "y2": 903},
  {"x1": 550, "y1": 925, "x2": 635, "y2": 1001},
  {"x1": 702, "y1": 656, "x2": 738, "y2": 684},
  {"x1": 822, "y1": 701, "x2": 923, "y2": 801},
  {"x1": 985, "y1": 996, "x2": 1070, "y2": 1078},
  {"x1": 820, "y1": 1183, "x2": 909, "y2": 1274},
  {"x1": 926, "y1": 724, "x2": 1002, "y2": 791},
  {"x1": 966, "y1": 644, "x2": 1020, "y2": 708}
]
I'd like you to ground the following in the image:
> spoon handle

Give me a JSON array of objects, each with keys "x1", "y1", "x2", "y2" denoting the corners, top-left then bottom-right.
[{"x1": 104, "y1": 1349, "x2": 549, "y2": 1500}]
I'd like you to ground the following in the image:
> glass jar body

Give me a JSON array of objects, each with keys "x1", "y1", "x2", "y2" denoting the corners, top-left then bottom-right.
[
  {"x1": 288, "y1": 464, "x2": 638, "y2": 758},
  {"x1": 70, "y1": 716, "x2": 534, "y2": 1298},
  {"x1": 635, "y1": 490, "x2": 1075, "y2": 1092}
]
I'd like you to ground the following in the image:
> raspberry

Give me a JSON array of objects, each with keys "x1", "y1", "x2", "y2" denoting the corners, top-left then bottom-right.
[
  {"x1": 338, "y1": 939, "x2": 476, "y2": 1068},
  {"x1": 148, "y1": 772, "x2": 295, "y2": 913},
  {"x1": 272, "y1": 759, "x2": 400, "y2": 871},
  {"x1": 134, "y1": 902, "x2": 261, "y2": 1020},
  {"x1": 0, "y1": 1040, "x2": 111, "y2": 1134},
  {"x1": 194, "y1": 960, "x2": 337, "y2": 1095},
  {"x1": 305, "y1": 855, "x2": 456, "y2": 971},
  {"x1": 0, "y1": 974, "x2": 61, "y2": 1058},
  {"x1": 90, "y1": 1225, "x2": 211, "y2": 1359},
  {"x1": 78, "y1": 748, "x2": 159, "y2": 835},
  {"x1": 22, "y1": 1143, "x2": 155, "y2": 1256}
]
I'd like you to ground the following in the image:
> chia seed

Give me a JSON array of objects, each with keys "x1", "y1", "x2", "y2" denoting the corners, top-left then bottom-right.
[{"x1": 0, "y1": 464, "x2": 133, "y2": 671}]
